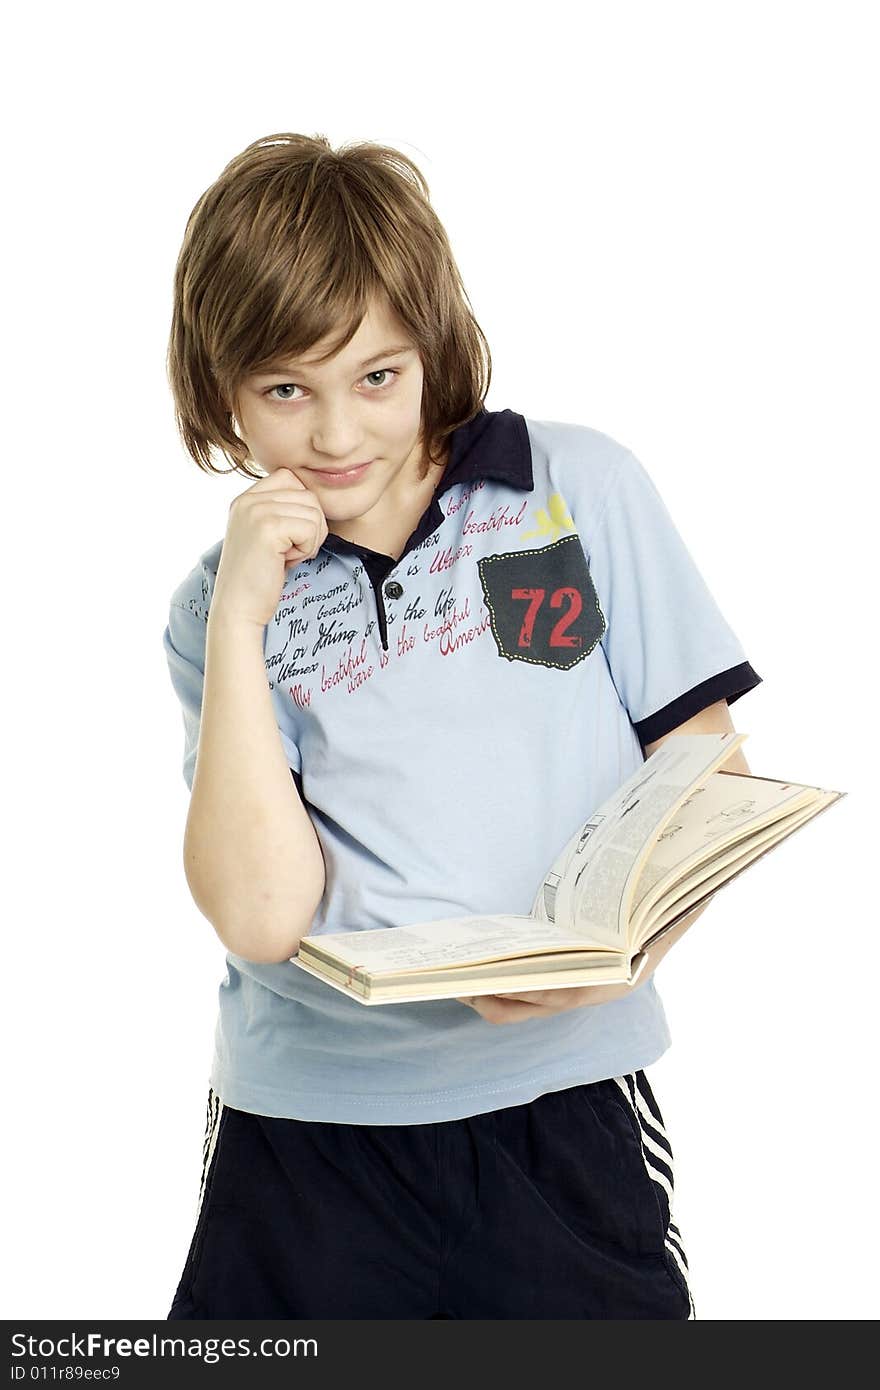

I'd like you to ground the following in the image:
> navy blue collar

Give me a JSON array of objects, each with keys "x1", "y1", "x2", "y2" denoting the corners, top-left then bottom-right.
[
  {"x1": 432, "y1": 405, "x2": 533, "y2": 495},
  {"x1": 319, "y1": 407, "x2": 533, "y2": 563}
]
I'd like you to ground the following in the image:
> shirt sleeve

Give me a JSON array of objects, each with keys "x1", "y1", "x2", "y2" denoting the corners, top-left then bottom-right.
[
  {"x1": 586, "y1": 448, "x2": 762, "y2": 749},
  {"x1": 162, "y1": 600, "x2": 303, "y2": 792}
]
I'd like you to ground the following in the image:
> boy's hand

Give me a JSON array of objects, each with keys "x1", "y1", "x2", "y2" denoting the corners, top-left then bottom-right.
[
  {"x1": 455, "y1": 973, "x2": 648, "y2": 1023},
  {"x1": 455, "y1": 902, "x2": 706, "y2": 1023},
  {"x1": 212, "y1": 467, "x2": 329, "y2": 629}
]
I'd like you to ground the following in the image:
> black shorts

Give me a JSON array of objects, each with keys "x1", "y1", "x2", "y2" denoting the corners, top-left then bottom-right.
[{"x1": 167, "y1": 1071, "x2": 694, "y2": 1320}]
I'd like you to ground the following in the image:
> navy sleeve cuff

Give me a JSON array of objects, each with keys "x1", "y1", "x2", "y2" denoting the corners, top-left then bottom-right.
[{"x1": 631, "y1": 661, "x2": 763, "y2": 750}]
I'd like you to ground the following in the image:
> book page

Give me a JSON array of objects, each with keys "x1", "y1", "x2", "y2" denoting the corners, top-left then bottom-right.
[
  {"x1": 292, "y1": 950, "x2": 646, "y2": 1005},
  {"x1": 542, "y1": 733, "x2": 748, "y2": 950},
  {"x1": 628, "y1": 771, "x2": 821, "y2": 937},
  {"x1": 633, "y1": 787, "x2": 843, "y2": 948},
  {"x1": 301, "y1": 915, "x2": 606, "y2": 974}
]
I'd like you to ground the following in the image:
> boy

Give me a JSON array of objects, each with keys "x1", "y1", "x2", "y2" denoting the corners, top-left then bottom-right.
[{"x1": 162, "y1": 132, "x2": 761, "y2": 1319}]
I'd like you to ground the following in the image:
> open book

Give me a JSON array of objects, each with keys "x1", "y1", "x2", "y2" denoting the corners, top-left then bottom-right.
[{"x1": 290, "y1": 734, "x2": 845, "y2": 1005}]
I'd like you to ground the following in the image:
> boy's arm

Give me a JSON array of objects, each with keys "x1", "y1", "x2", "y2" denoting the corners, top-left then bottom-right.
[
  {"x1": 183, "y1": 610, "x2": 326, "y2": 963},
  {"x1": 642, "y1": 697, "x2": 751, "y2": 774}
]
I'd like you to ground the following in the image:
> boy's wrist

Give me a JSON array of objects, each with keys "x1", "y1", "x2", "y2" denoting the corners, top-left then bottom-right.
[{"x1": 207, "y1": 600, "x2": 267, "y2": 641}]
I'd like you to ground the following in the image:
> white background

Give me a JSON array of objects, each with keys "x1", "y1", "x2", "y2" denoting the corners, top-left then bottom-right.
[{"x1": 4, "y1": 0, "x2": 875, "y2": 1321}]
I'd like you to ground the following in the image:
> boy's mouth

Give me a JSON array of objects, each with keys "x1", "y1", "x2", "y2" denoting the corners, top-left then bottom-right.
[{"x1": 305, "y1": 460, "x2": 375, "y2": 485}]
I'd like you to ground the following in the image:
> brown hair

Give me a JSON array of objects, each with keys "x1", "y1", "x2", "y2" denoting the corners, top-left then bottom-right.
[{"x1": 166, "y1": 132, "x2": 493, "y2": 483}]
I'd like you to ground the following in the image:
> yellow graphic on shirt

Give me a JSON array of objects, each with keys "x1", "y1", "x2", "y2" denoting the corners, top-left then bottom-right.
[{"x1": 520, "y1": 492, "x2": 575, "y2": 544}]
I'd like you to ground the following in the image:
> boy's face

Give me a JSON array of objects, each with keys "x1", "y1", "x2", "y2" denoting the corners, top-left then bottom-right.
[{"x1": 234, "y1": 296, "x2": 441, "y2": 533}]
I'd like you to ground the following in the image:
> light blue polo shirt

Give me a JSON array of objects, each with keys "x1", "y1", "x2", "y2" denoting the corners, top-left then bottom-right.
[{"x1": 163, "y1": 408, "x2": 762, "y2": 1123}]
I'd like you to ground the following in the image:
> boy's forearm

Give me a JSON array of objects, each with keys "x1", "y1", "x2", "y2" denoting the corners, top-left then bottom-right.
[
  {"x1": 183, "y1": 612, "x2": 325, "y2": 963},
  {"x1": 644, "y1": 899, "x2": 711, "y2": 974}
]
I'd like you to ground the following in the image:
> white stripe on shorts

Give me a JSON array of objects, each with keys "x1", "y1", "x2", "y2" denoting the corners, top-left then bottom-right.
[
  {"x1": 196, "y1": 1086, "x2": 225, "y2": 1223},
  {"x1": 613, "y1": 1073, "x2": 696, "y2": 1320}
]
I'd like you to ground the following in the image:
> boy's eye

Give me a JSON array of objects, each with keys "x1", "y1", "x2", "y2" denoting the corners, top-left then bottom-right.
[{"x1": 264, "y1": 367, "x2": 401, "y2": 402}]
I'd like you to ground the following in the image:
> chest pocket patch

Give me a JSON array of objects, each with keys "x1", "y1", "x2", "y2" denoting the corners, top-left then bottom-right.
[{"x1": 478, "y1": 533, "x2": 606, "y2": 670}]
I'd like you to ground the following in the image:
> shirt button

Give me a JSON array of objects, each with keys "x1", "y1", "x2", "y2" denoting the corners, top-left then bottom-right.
[{"x1": 384, "y1": 580, "x2": 404, "y2": 599}]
